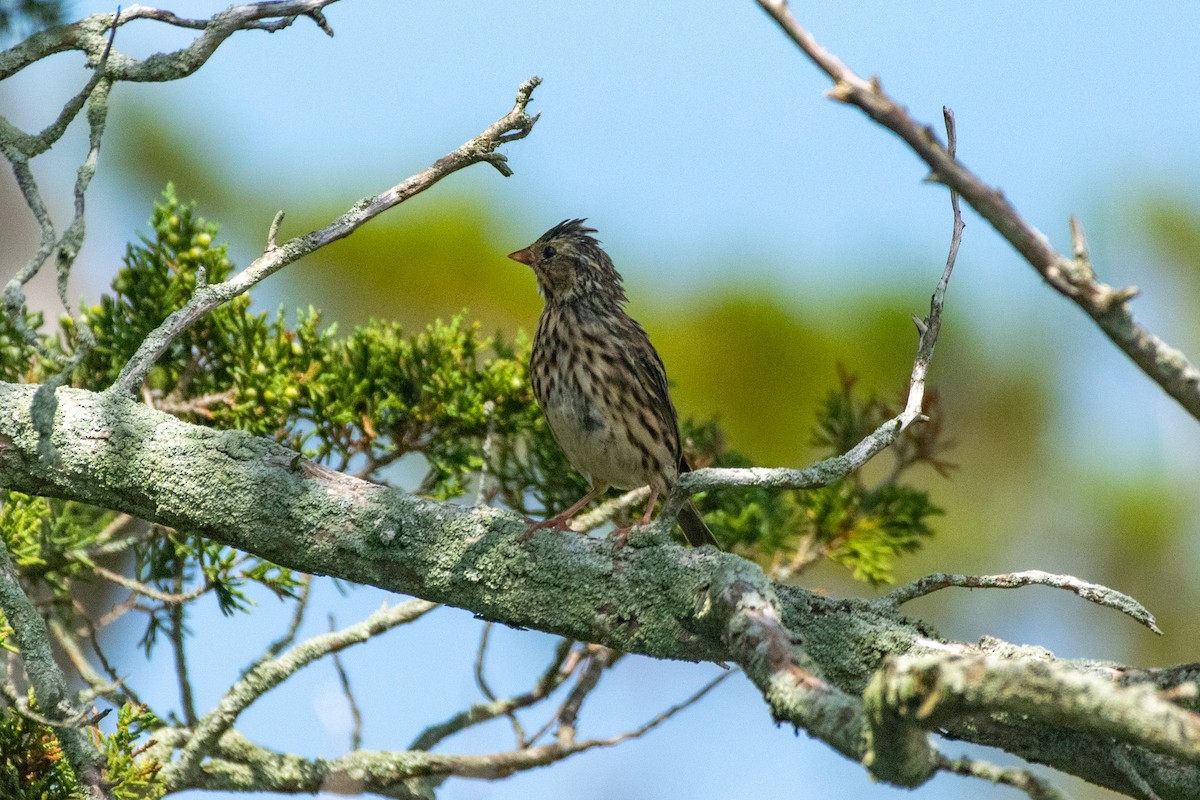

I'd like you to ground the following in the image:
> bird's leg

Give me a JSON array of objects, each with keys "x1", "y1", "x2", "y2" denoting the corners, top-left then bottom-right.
[
  {"x1": 638, "y1": 485, "x2": 660, "y2": 526},
  {"x1": 524, "y1": 485, "x2": 607, "y2": 540},
  {"x1": 610, "y1": 485, "x2": 660, "y2": 547}
]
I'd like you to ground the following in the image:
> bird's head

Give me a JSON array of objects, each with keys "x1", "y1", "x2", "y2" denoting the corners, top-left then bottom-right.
[{"x1": 508, "y1": 219, "x2": 627, "y2": 306}]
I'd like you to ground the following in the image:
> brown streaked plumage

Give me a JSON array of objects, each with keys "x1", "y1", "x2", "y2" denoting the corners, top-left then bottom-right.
[{"x1": 507, "y1": 219, "x2": 718, "y2": 548}]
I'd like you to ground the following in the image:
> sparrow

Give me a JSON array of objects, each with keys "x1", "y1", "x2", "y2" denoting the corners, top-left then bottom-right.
[{"x1": 508, "y1": 219, "x2": 718, "y2": 547}]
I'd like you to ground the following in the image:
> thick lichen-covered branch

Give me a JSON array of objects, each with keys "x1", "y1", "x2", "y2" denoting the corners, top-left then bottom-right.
[
  {"x1": 0, "y1": 381, "x2": 1197, "y2": 798},
  {"x1": 707, "y1": 560, "x2": 874, "y2": 764},
  {"x1": 869, "y1": 653, "x2": 1200, "y2": 767}
]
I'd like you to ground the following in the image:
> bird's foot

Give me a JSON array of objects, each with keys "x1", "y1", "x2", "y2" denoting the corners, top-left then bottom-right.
[
  {"x1": 522, "y1": 513, "x2": 574, "y2": 541},
  {"x1": 609, "y1": 525, "x2": 648, "y2": 551},
  {"x1": 609, "y1": 499, "x2": 661, "y2": 549},
  {"x1": 610, "y1": 519, "x2": 674, "y2": 549},
  {"x1": 609, "y1": 525, "x2": 632, "y2": 548}
]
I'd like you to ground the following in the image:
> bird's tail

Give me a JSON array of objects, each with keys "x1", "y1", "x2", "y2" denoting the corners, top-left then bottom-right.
[{"x1": 678, "y1": 501, "x2": 719, "y2": 548}]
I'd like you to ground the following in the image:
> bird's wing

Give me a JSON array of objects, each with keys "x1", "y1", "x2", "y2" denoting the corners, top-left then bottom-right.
[{"x1": 624, "y1": 320, "x2": 683, "y2": 465}]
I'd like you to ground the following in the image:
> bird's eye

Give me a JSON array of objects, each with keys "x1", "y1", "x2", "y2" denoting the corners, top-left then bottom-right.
[{"x1": 541, "y1": 245, "x2": 556, "y2": 259}]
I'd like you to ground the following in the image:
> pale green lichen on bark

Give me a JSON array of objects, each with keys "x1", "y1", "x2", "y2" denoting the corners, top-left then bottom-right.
[
  {"x1": 2, "y1": 6, "x2": 1198, "y2": 789},
  {"x1": 5, "y1": 376, "x2": 1200, "y2": 796},
  {"x1": 861, "y1": 658, "x2": 938, "y2": 786}
]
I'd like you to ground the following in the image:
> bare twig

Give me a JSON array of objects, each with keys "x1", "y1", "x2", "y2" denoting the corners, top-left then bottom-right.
[
  {"x1": 95, "y1": 594, "x2": 141, "y2": 628},
  {"x1": 756, "y1": 0, "x2": 1200, "y2": 421},
  {"x1": 660, "y1": 107, "x2": 962, "y2": 522},
  {"x1": 0, "y1": 2, "x2": 340, "y2": 83},
  {"x1": 902, "y1": 106, "x2": 963, "y2": 425},
  {"x1": 470, "y1": 622, "x2": 527, "y2": 745},
  {"x1": 169, "y1": 556, "x2": 199, "y2": 726},
  {"x1": 167, "y1": 598, "x2": 437, "y2": 786},
  {"x1": 153, "y1": 668, "x2": 729, "y2": 793},
  {"x1": 48, "y1": 617, "x2": 141, "y2": 710},
  {"x1": 473, "y1": 622, "x2": 499, "y2": 703},
  {"x1": 328, "y1": 615, "x2": 363, "y2": 751},
  {"x1": 155, "y1": 388, "x2": 237, "y2": 418},
  {"x1": 84, "y1": 513, "x2": 153, "y2": 557},
  {"x1": 2, "y1": 3, "x2": 350, "y2": 449},
  {"x1": 1, "y1": 10, "x2": 116, "y2": 353},
  {"x1": 414, "y1": 667, "x2": 728, "y2": 779},
  {"x1": 87, "y1": 561, "x2": 212, "y2": 605},
  {"x1": 882, "y1": 569, "x2": 1160, "y2": 634},
  {"x1": 0, "y1": 0, "x2": 340, "y2": 380},
  {"x1": 767, "y1": 531, "x2": 823, "y2": 582},
  {"x1": 0, "y1": 681, "x2": 107, "y2": 728},
  {"x1": 1, "y1": 12, "x2": 115, "y2": 161},
  {"x1": 663, "y1": 417, "x2": 908, "y2": 522},
  {"x1": 589, "y1": 670, "x2": 732, "y2": 747},
  {"x1": 555, "y1": 645, "x2": 618, "y2": 746},
  {"x1": 410, "y1": 638, "x2": 580, "y2": 752},
  {"x1": 508, "y1": 642, "x2": 583, "y2": 748},
  {"x1": 73, "y1": 605, "x2": 150, "y2": 709},
  {"x1": 936, "y1": 754, "x2": 1068, "y2": 800},
  {"x1": 110, "y1": 76, "x2": 542, "y2": 395},
  {"x1": 262, "y1": 573, "x2": 313, "y2": 659}
]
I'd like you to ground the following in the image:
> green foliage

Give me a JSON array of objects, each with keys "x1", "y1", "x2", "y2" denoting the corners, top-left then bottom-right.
[
  {"x1": 489, "y1": 377, "x2": 591, "y2": 518},
  {"x1": 684, "y1": 371, "x2": 946, "y2": 585},
  {"x1": 0, "y1": 610, "x2": 14, "y2": 654},
  {"x1": 815, "y1": 483, "x2": 942, "y2": 584},
  {"x1": 134, "y1": 529, "x2": 302, "y2": 654},
  {"x1": 0, "y1": 188, "x2": 552, "y2": 664},
  {"x1": 0, "y1": 700, "x2": 162, "y2": 800},
  {"x1": 97, "y1": 705, "x2": 164, "y2": 800},
  {"x1": 4, "y1": 187, "x2": 947, "y2": 597},
  {"x1": 0, "y1": 308, "x2": 50, "y2": 383},
  {"x1": 0, "y1": 699, "x2": 77, "y2": 800},
  {"x1": 0, "y1": 493, "x2": 115, "y2": 597},
  {"x1": 63, "y1": 187, "x2": 543, "y2": 496},
  {"x1": 302, "y1": 316, "x2": 540, "y2": 499},
  {"x1": 71, "y1": 183, "x2": 237, "y2": 392},
  {"x1": 810, "y1": 367, "x2": 892, "y2": 453},
  {"x1": 0, "y1": 184, "x2": 953, "y2": 789}
]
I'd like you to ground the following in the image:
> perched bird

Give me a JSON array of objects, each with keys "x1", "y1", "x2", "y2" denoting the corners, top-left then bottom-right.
[{"x1": 507, "y1": 219, "x2": 718, "y2": 548}]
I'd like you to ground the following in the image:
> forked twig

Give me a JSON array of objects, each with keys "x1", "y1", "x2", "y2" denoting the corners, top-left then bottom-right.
[
  {"x1": 110, "y1": 76, "x2": 541, "y2": 395},
  {"x1": 755, "y1": 0, "x2": 1200, "y2": 421},
  {"x1": 883, "y1": 569, "x2": 1160, "y2": 634},
  {"x1": 661, "y1": 106, "x2": 964, "y2": 524}
]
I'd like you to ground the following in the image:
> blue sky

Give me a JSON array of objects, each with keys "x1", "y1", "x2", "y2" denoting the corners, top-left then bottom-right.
[{"x1": 6, "y1": 2, "x2": 1200, "y2": 798}]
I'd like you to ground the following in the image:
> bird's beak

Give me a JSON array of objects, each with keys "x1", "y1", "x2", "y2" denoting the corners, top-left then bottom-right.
[{"x1": 507, "y1": 246, "x2": 534, "y2": 266}]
